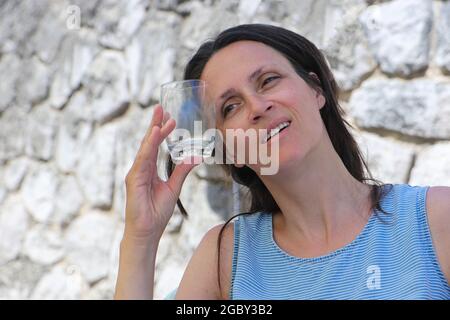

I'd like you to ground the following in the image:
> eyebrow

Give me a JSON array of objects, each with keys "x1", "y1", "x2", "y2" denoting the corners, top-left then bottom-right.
[{"x1": 217, "y1": 65, "x2": 272, "y2": 105}]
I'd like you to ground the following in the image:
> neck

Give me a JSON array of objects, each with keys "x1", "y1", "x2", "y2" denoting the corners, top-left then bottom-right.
[{"x1": 258, "y1": 133, "x2": 372, "y2": 247}]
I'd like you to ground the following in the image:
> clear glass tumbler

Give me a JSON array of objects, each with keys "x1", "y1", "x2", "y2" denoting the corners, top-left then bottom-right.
[{"x1": 160, "y1": 79, "x2": 216, "y2": 163}]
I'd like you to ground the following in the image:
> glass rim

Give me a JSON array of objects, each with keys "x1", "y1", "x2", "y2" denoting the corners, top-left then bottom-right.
[{"x1": 160, "y1": 79, "x2": 206, "y2": 90}]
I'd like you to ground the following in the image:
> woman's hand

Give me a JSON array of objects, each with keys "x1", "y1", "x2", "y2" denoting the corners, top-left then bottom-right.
[{"x1": 123, "y1": 104, "x2": 200, "y2": 244}]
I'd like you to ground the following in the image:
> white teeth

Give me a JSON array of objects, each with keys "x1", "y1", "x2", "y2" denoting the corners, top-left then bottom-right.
[{"x1": 265, "y1": 121, "x2": 290, "y2": 143}]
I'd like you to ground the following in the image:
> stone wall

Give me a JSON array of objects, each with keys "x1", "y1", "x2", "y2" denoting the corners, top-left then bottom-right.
[{"x1": 0, "y1": 0, "x2": 449, "y2": 299}]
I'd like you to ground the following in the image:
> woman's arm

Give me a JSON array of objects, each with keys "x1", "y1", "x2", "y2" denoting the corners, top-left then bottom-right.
[
  {"x1": 114, "y1": 105, "x2": 200, "y2": 299},
  {"x1": 426, "y1": 186, "x2": 450, "y2": 284},
  {"x1": 175, "y1": 223, "x2": 234, "y2": 300},
  {"x1": 114, "y1": 236, "x2": 159, "y2": 299},
  {"x1": 115, "y1": 223, "x2": 234, "y2": 300}
]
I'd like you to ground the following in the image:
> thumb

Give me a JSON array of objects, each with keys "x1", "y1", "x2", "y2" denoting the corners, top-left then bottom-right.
[{"x1": 167, "y1": 156, "x2": 203, "y2": 197}]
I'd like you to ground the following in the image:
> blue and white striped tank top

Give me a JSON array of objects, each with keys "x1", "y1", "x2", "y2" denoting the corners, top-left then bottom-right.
[{"x1": 230, "y1": 184, "x2": 450, "y2": 299}]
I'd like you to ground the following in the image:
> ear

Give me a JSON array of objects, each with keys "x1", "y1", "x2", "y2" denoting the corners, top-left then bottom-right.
[
  {"x1": 308, "y1": 72, "x2": 326, "y2": 110},
  {"x1": 308, "y1": 72, "x2": 321, "y2": 85},
  {"x1": 316, "y1": 92, "x2": 326, "y2": 110}
]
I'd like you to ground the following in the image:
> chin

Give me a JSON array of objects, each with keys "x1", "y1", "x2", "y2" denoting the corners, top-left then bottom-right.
[{"x1": 264, "y1": 150, "x2": 304, "y2": 176}]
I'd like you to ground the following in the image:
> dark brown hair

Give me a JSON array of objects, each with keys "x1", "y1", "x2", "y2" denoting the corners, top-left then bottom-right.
[{"x1": 166, "y1": 24, "x2": 392, "y2": 297}]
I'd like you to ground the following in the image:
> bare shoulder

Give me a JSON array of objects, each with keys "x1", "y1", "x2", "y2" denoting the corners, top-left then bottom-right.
[
  {"x1": 425, "y1": 186, "x2": 450, "y2": 283},
  {"x1": 175, "y1": 221, "x2": 235, "y2": 300}
]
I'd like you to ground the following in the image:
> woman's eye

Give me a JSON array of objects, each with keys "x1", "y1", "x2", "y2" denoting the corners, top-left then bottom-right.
[
  {"x1": 222, "y1": 103, "x2": 238, "y2": 117},
  {"x1": 262, "y1": 76, "x2": 280, "y2": 87}
]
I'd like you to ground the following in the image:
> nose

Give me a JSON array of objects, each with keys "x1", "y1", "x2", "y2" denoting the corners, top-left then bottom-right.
[{"x1": 248, "y1": 94, "x2": 273, "y2": 123}]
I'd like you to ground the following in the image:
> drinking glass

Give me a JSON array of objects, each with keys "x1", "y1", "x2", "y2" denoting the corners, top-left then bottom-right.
[{"x1": 160, "y1": 79, "x2": 216, "y2": 163}]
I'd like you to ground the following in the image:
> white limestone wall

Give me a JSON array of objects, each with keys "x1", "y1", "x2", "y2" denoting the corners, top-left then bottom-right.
[{"x1": 0, "y1": 0, "x2": 449, "y2": 299}]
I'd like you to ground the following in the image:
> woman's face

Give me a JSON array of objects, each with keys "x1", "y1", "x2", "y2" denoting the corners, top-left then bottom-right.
[{"x1": 200, "y1": 40, "x2": 326, "y2": 175}]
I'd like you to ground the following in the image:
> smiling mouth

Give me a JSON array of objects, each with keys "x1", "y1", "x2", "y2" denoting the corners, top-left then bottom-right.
[{"x1": 264, "y1": 121, "x2": 291, "y2": 143}]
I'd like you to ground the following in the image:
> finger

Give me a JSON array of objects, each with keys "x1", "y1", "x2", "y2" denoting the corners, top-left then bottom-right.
[
  {"x1": 159, "y1": 118, "x2": 176, "y2": 144},
  {"x1": 128, "y1": 106, "x2": 171, "y2": 184},
  {"x1": 167, "y1": 156, "x2": 203, "y2": 198},
  {"x1": 135, "y1": 105, "x2": 163, "y2": 156},
  {"x1": 131, "y1": 125, "x2": 162, "y2": 182},
  {"x1": 131, "y1": 116, "x2": 175, "y2": 181},
  {"x1": 146, "y1": 105, "x2": 163, "y2": 139},
  {"x1": 150, "y1": 104, "x2": 164, "y2": 128},
  {"x1": 162, "y1": 111, "x2": 171, "y2": 125}
]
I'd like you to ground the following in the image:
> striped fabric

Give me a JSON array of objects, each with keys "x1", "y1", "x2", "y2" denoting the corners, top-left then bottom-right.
[{"x1": 230, "y1": 184, "x2": 450, "y2": 300}]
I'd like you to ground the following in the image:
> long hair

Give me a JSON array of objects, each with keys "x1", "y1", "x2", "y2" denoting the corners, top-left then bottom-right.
[{"x1": 165, "y1": 24, "x2": 392, "y2": 296}]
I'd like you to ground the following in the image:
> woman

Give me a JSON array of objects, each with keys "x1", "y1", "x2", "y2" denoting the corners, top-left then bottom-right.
[{"x1": 114, "y1": 24, "x2": 450, "y2": 300}]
